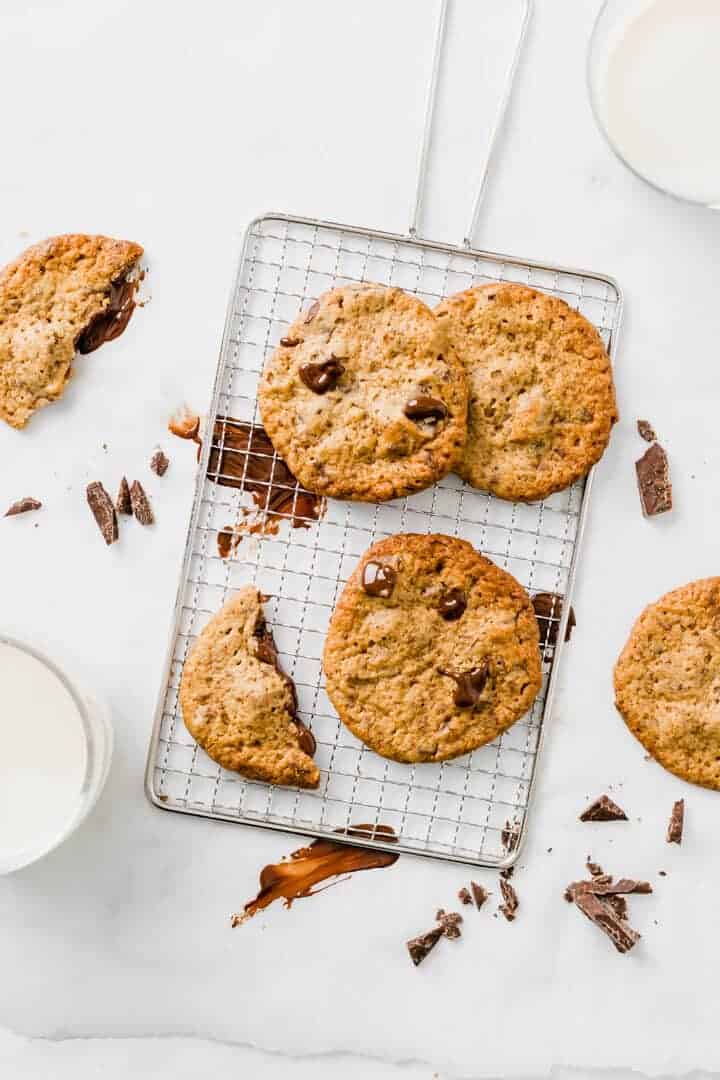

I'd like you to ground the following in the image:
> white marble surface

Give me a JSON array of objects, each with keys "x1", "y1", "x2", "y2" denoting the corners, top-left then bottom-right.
[{"x1": 3, "y1": 0, "x2": 720, "y2": 1077}]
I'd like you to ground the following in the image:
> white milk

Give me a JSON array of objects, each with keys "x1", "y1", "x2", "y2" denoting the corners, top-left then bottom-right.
[
  {"x1": 599, "y1": 0, "x2": 720, "y2": 206},
  {"x1": 0, "y1": 641, "x2": 88, "y2": 870}
]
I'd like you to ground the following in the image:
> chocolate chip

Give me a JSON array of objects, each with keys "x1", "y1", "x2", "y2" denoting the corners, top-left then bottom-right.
[
  {"x1": 129, "y1": 480, "x2": 154, "y2": 525},
  {"x1": 86, "y1": 482, "x2": 118, "y2": 545},
  {"x1": 407, "y1": 926, "x2": 443, "y2": 966},
  {"x1": 403, "y1": 396, "x2": 448, "y2": 423},
  {"x1": 362, "y1": 561, "x2": 396, "y2": 598},
  {"x1": 304, "y1": 300, "x2": 320, "y2": 324},
  {"x1": 532, "y1": 592, "x2": 576, "y2": 645},
  {"x1": 116, "y1": 476, "x2": 132, "y2": 515},
  {"x1": 5, "y1": 497, "x2": 41, "y2": 516},
  {"x1": 666, "y1": 798, "x2": 684, "y2": 844},
  {"x1": 438, "y1": 587, "x2": 467, "y2": 621},
  {"x1": 637, "y1": 419, "x2": 657, "y2": 442},
  {"x1": 299, "y1": 356, "x2": 345, "y2": 394},
  {"x1": 280, "y1": 336, "x2": 301, "y2": 347},
  {"x1": 439, "y1": 663, "x2": 489, "y2": 708},
  {"x1": 636, "y1": 442, "x2": 672, "y2": 516},
  {"x1": 579, "y1": 794, "x2": 628, "y2": 822},
  {"x1": 150, "y1": 450, "x2": 169, "y2": 476}
]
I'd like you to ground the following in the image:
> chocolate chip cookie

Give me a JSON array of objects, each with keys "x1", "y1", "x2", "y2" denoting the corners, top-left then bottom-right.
[
  {"x1": 180, "y1": 586, "x2": 319, "y2": 788},
  {"x1": 258, "y1": 284, "x2": 468, "y2": 501},
  {"x1": 614, "y1": 577, "x2": 720, "y2": 790},
  {"x1": 323, "y1": 534, "x2": 542, "y2": 763},
  {"x1": 435, "y1": 283, "x2": 618, "y2": 502},
  {"x1": 0, "y1": 234, "x2": 144, "y2": 428}
]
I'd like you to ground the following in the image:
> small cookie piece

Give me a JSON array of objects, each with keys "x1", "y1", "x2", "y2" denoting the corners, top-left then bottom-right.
[
  {"x1": 323, "y1": 534, "x2": 541, "y2": 763},
  {"x1": 614, "y1": 578, "x2": 720, "y2": 790},
  {"x1": 258, "y1": 284, "x2": 468, "y2": 501},
  {"x1": 0, "y1": 234, "x2": 144, "y2": 428},
  {"x1": 180, "y1": 586, "x2": 319, "y2": 788},
  {"x1": 435, "y1": 283, "x2": 618, "y2": 501}
]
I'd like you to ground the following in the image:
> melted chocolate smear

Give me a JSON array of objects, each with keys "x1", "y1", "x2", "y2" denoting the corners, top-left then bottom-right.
[
  {"x1": 361, "y1": 560, "x2": 396, "y2": 598},
  {"x1": 207, "y1": 418, "x2": 325, "y2": 534},
  {"x1": 404, "y1": 395, "x2": 448, "y2": 423},
  {"x1": 299, "y1": 356, "x2": 345, "y2": 394},
  {"x1": 253, "y1": 615, "x2": 316, "y2": 755},
  {"x1": 217, "y1": 527, "x2": 239, "y2": 559},
  {"x1": 438, "y1": 587, "x2": 467, "y2": 621},
  {"x1": 232, "y1": 826, "x2": 398, "y2": 925},
  {"x1": 439, "y1": 663, "x2": 489, "y2": 708},
  {"x1": 532, "y1": 592, "x2": 576, "y2": 646},
  {"x1": 76, "y1": 275, "x2": 139, "y2": 354}
]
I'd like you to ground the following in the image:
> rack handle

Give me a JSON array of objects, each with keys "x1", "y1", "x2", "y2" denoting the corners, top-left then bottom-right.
[{"x1": 409, "y1": 0, "x2": 532, "y2": 248}]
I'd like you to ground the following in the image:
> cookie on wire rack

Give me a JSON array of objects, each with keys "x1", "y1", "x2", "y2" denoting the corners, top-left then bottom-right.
[
  {"x1": 614, "y1": 577, "x2": 720, "y2": 791},
  {"x1": 258, "y1": 283, "x2": 468, "y2": 502},
  {"x1": 323, "y1": 533, "x2": 542, "y2": 763},
  {"x1": 435, "y1": 283, "x2": 618, "y2": 502}
]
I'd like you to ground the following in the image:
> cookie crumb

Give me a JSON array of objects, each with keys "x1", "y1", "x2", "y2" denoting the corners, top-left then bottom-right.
[
  {"x1": 501, "y1": 818, "x2": 521, "y2": 853},
  {"x1": 116, "y1": 476, "x2": 132, "y2": 515},
  {"x1": 436, "y1": 910, "x2": 463, "y2": 939},
  {"x1": 407, "y1": 926, "x2": 444, "y2": 967},
  {"x1": 5, "y1": 497, "x2": 41, "y2": 516},
  {"x1": 130, "y1": 480, "x2": 154, "y2": 525},
  {"x1": 86, "y1": 482, "x2": 118, "y2": 545},
  {"x1": 666, "y1": 798, "x2": 684, "y2": 844},
  {"x1": 150, "y1": 449, "x2": 169, "y2": 476},
  {"x1": 579, "y1": 794, "x2": 628, "y2": 822}
]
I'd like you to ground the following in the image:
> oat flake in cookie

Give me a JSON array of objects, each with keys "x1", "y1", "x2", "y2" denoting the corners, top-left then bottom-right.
[
  {"x1": 0, "y1": 234, "x2": 144, "y2": 428},
  {"x1": 435, "y1": 283, "x2": 618, "y2": 502},
  {"x1": 180, "y1": 586, "x2": 319, "y2": 788},
  {"x1": 614, "y1": 577, "x2": 720, "y2": 790},
  {"x1": 258, "y1": 284, "x2": 468, "y2": 502},
  {"x1": 323, "y1": 534, "x2": 542, "y2": 763}
]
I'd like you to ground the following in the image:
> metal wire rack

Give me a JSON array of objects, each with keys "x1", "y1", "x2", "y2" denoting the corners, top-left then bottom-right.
[{"x1": 145, "y1": 1, "x2": 624, "y2": 867}]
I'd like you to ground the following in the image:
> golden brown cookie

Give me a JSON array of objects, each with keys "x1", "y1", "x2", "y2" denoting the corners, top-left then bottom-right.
[
  {"x1": 614, "y1": 577, "x2": 720, "y2": 791},
  {"x1": 180, "y1": 586, "x2": 320, "y2": 788},
  {"x1": 0, "y1": 234, "x2": 144, "y2": 428},
  {"x1": 258, "y1": 284, "x2": 468, "y2": 501},
  {"x1": 323, "y1": 534, "x2": 542, "y2": 763},
  {"x1": 435, "y1": 283, "x2": 618, "y2": 501}
]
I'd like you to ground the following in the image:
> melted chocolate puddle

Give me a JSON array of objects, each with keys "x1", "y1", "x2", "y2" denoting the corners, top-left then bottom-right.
[
  {"x1": 208, "y1": 418, "x2": 325, "y2": 541},
  {"x1": 232, "y1": 825, "x2": 398, "y2": 926},
  {"x1": 76, "y1": 274, "x2": 140, "y2": 354}
]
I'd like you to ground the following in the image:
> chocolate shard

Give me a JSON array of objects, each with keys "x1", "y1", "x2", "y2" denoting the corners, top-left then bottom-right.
[
  {"x1": 407, "y1": 925, "x2": 443, "y2": 967},
  {"x1": 86, "y1": 482, "x2": 118, "y2": 545},
  {"x1": 636, "y1": 442, "x2": 672, "y2": 517},
  {"x1": 579, "y1": 794, "x2": 628, "y2": 822},
  {"x1": 586, "y1": 858, "x2": 605, "y2": 879},
  {"x1": 5, "y1": 497, "x2": 41, "y2": 516},
  {"x1": 500, "y1": 866, "x2": 514, "y2": 880},
  {"x1": 150, "y1": 449, "x2": 169, "y2": 476},
  {"x1": 470, "y1": 881, "x2": 489, "y2": 909},
  {"x1": 532, "y1": 592, "x2": 576, "y2": 646},
  {"x1": 666, "y1": 798, "x2": 684, "y2": 844},
  {"x1": 571, "y1": 890, "x2": 641, "y2": 954},
  {"x1": 499, "y1": 879, "x2": 519, "y2": 921},
  {"x1": 116, "y1": 476, "x2": 132, "y2": 515},
  {"x1": 457, "y1": 887, "x2": 473, "y2": 905},
  {"x1": 501, "y1": 818, "x2": 521, "y2": 853},
  {"x1": 436, "y1": 909, "x2": 463, "y2": 939},
  {"x1": 129, "y1": 480, "x2": 154, "y2": 525},
  {"x1": 637, "y1": 419, "x2": 657, "y2": 443}
]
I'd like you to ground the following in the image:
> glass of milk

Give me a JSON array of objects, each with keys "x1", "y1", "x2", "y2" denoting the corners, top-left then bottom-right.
[
  {"x1": 0, "y1": 637, "x2": 113, "y2": 874},
  {"x1": 588, "y1": 0, "x2": 720, "y2": 207}
]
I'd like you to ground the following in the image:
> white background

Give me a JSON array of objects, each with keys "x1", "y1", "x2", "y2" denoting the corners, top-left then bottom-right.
[{"x1": 2, "y1": 1, "x2": 720, "y2": 1077}]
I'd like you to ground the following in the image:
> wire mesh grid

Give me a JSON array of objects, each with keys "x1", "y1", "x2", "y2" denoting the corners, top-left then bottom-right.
[{"x1": 146, "y1": 212, "x2": 622, "y2": 867}]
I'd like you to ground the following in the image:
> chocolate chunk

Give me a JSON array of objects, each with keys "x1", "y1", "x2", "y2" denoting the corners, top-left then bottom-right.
[
  {"x1": 501, "y1": 819, "x2": 521, "y2": 853},
  {"x1": 403, "y1": 396, "x2": 448, "y2": 424},
  {"x1": 499, "y1": 879, "x2": 519, "y2": 921},
  {"x1": 150, "y1": 449, "x2": 169, "y2": 476},
  {"x1": 5, "y1": 497, "x2": 41, "y2": 516},
  {"x1": 457, "y1": 887, "x2": 473, "y2": 905},
  {"x1": 129, "y1": 480, "x2": 154, "y2": 525},
  {"x1": 471, "y1": 881, "x2": 489, "y2": 909},
  {"x1": 76, "y1": 274, "x2": 138, "y2": 354},
  {"x1": 436, "y1": 909, "x2": 463, "y2": 939},
  {"x1": 280, "y1": 336, "x2": 301, "y2": 347},
  {"x1": 86, "y1": 482, "x2": 118, "y2": 545},
  {"x1": 566, "y1": 878, "x2": 652, "y2": 900},
  {"x1": 407, "y1": 925, "x2": 443, "y2": 966},
  {"x1": 299, "y1": 356, "x2": 345, "y2": 394},
  {"x1": 532, "y1": 592, "x2": 576, "y2": 646},
  {"x1": 636, "y1": 442, "x2": 672, "y2": 517},
  {"x1": 500, "y1": 866, "x2": 514, "y2": 880},
  {"x1": 439, "y1": 663, "x2": 490, "y2": 708},
  {"x1": 116, "y1": 476, "x2": 132, "y2": 515},
  {"x1": 666, "y1": 798, "x2": 684, "y2": 844},
  {"x1": 304, "y1": 300, "x2": 320, "y2": 324},
  {"x1": 579, "y1": 794, "x2": 628, "y2": 822},
  {"x1": 361, "y1": 561, "x2": 396, "y2": 598},
  {"x1": 637, "y1": 419, "x2": 657, "y2": 443},
  {"x1": 438, "y1": 587, "x2": 467, "y2": 621},
  {"x1": 571, "y1": 890, "x2": 640, "y2": 954}
]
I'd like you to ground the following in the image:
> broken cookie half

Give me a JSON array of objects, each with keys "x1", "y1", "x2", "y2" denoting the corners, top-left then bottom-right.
[
  {"x1": 0, "y1": 234, "x2": 144, "y2": 428},
  {"x1": 179, "y1": 585, "x2": 320, "y2": 788}
]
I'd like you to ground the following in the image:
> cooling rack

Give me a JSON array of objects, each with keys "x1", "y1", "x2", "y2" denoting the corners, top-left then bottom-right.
[{"x1": 145, "y1": 0, "x2": 624, "y2": 867}]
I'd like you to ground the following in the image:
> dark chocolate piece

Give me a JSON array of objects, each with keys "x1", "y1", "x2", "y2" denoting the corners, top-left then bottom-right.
[
  {"x1": 5, "y1": 497, "x2": 41, "y2": 516},
  {"x1": 299, "y1": 356, "x2": 345, "y2": 394},
  {"x1": 458, "y1": 887, "x2": 473, "y2": 905},
  {"x1": 500, "y1": 866, "x2": 515, "y2": 880},
  {"x1": 438, "y1": 587, "x2": 467, "y2": 621},
  {"x1": 304, "y1": 300, "x2": 320, "y2": 323},
  {"x1": 150, "y1": 449, "x2": 169, "y2": 476},
  {"x1": 407, "y1": 925, "x2": 444, "y2": 966},
  {"x1": 76, "y1": 273, "x2": 139, "y2": 354},
  {"x1": 666, "y1": 798, "x2": 684, "y2": 844},
  {"x1": 579, "y1": 794, "x2": 628, "y2": 822},
  {"x1": 404, "y1": 396, "x2": 448, "y2": 423},
  {"x1": 253, "y1": 614, "x2": 315, "y2": 756},
  {"x1": 116, "y1": 476, "x2": 132, "y2": 515},
  {"x1": 532, "y1": 592, "x2": 576, "y2": 646},
  {"x1": 438, "y1": 663, "x2": 489, "y2": 708},
  {"x1": 499, "y1": 879, "x2": 519, "y2": 922},
  {"x1": 86, "y1": 482, "x2": 118, "y2": 545},
  {"x1": 361, "y1": 561, "x2": 396, "y2": 598},
  {"x1": 586, "y1": 859, "x2": 605, "y2": 879},
  {"x1": 129, "y1": 480, "x2": 154, "y2": 526},
  {"x1": 436, "y1": 909, "x2": 463, "y2": 939},
  {"x1": 471, "y1": 881, "x2": 489, "y2": 909},
  {"x1": 571, "y1": 890, "x2": 640, "y2": 954},
  {"x1": 280, "y1": 336, "x2": 301, "y2": 347},
  {"x1": 501, "y1": 819, "x2": 520, "y2": 853},
  {"x1": 566, "y1": 878, "x2": 652, "y2": 900},
  {"x1": 637, "y1": 419, "x2": 657, "y2": 443},
  {"x1": 636, "y1": 442, "x2": 672, "y2": 517}
]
